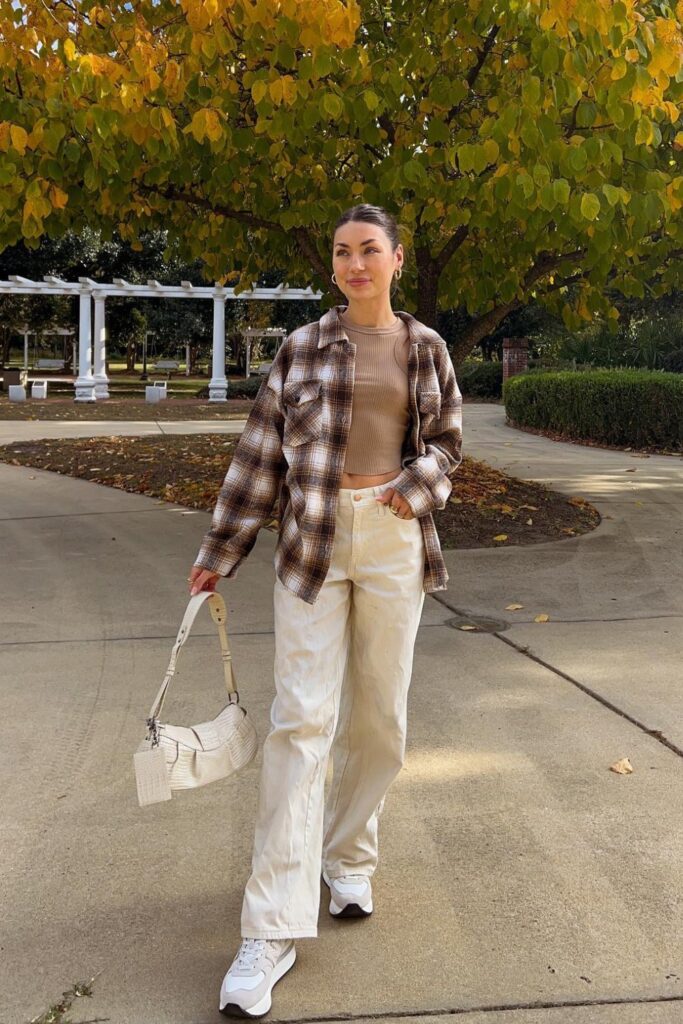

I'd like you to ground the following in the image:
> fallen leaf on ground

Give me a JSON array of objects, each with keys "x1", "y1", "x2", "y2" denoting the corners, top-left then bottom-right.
[
  {"x1": 493, "y1": 533, "x2": 508, "y2": 541},
  {"x1": 609, "y1": 757, "x2": 633, "y2": 774},
  {"x1": 458, "y1": 624, "x2": 478, "y2": 631},
  {"x1": 534, "y1": 613, "x2": 550, "y2": 622},
  {"x1": 505, "y1": 603, "x2": 524, "y2": 610}
]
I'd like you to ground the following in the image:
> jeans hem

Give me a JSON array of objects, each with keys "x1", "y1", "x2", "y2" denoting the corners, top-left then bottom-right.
[{"x1": 241, "y1": 927, "x2": 318, "y2": 939}]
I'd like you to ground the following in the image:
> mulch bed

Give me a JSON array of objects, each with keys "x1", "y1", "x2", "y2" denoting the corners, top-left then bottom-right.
[
  {"x1": 0, "y1": 397, "x2": 255, "y2": 421},
  {"x1": 0, "y1": 434, "x2": 601, "y2": 549}
]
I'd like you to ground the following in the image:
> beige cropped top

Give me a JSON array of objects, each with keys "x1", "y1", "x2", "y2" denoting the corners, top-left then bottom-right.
[{"x1": 339, "y1": 308, "x2": 411, "y2": 474}]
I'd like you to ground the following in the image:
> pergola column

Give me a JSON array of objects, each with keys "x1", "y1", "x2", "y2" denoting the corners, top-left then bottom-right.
[
  {"x1": 93, "y1": 294, "x2": 110, "y2": 398},
  {"x1": 209, "y1": 293, "x2": 227, "y2": 402},
  {"x1": 74, "y1": 291, "x2": 96, "y2": 402}
]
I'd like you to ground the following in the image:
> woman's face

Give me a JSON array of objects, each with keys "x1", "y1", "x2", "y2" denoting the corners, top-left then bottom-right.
[{"x1": 332, "y1": 221, "x2": 403, "y2": 301}]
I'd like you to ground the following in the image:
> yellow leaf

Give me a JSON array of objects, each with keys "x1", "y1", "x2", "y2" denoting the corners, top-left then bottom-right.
[
  {"x1": 505, "y1": 603, "x2": 524, "y2": 610},
  {"x1": 189, "y1": 109, "x2": 206, "y2": 142},
  {"x1": 483, "y1": 138, "x2": 499, "y2": 164},
  {"x1": 204, "y1": 108, "x2": 223, "y2": 142},
  {"x1": 609, "y1": 757, "x2": 633, "y2": 775},
  {"x1": 281, "y1": 75, "x2": 297, "y2": 106},
  {"x1": 49, "y1": 185, "x2": 69, "y2": 209},
  {"x1": 64, "y1": 38, "x2": 76, "y2": 62},
  {"x1": 269, "y1": 77, "x2": 283, "y2": 106},
  {"x1": 10, "y1": 124, "x2": 28, "y2": 155},
  {"x1": 458, "y1": 624, "x2": 477, "y2": 631},
  {"x1": 252, "y1": 80, "x2": 268, "y2": 105},
  {"x1": 493, "y1": 533, "x2": 508, "y2": 542},
  {"x1": 534, "y1": 613, "x2": 550, "y2": 623}
]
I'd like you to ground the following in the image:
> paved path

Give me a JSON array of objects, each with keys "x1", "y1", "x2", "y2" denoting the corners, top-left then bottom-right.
[{"x1": 1, "y1": 404, "x2": 681, "y2": 1023}]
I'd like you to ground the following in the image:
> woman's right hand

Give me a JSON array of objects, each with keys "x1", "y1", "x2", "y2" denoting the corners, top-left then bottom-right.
[{"x1": 188, "y1": 565, "x2": 221, "y2": 596}]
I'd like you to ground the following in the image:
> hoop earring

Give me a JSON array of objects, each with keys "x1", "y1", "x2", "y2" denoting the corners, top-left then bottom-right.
[
  {"x1": 331, "y1": 273, "x2": 337, "y2": 285},
  {"x1": 394, "y1": 268, "x2": 402, "y2": 279}
]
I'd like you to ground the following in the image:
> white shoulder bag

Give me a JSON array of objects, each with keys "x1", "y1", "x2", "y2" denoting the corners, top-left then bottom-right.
[{"x1": 133, "y1": 591, "x2": 258, "y2": 807}]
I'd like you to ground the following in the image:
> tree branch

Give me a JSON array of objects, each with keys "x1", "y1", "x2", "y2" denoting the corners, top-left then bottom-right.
[
  {"x1": 445, "y1": 24, "x2": 499, "y2": 122},
  {"x1": 434, "y1": 225, "x2": 469, "y2": 273}
]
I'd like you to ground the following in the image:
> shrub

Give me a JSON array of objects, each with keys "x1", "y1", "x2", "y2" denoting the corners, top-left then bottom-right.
[
  {"x1": 196, "y1": 375, "x2": 265, "y2": 399},
  {"x1": 661, "y1": 349, "x2": 683, "y2": 373},
  {"x1": 503, "y1": 369, "x2": 682, "y2": 449},
  {"x1": 456, "y1": 360, "x2": 503, "y2": 399}
]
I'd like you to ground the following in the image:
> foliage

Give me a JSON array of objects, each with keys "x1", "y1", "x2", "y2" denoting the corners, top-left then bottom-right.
[
  {"x1": 0, "y1": 1, "x2": 681, "y2": 357},
  {"x1": 557, "y1": 310, "x2": 683, "y2": 368},
  {"x1": 661, "y1": 348, "x2": 683, "y2": 372},
  {"x1": 504, "y1": 367, "x2": 683, "y2": 448},
  {"x1": 456, "y1": 359, "x2": 503, "y2": 398}
]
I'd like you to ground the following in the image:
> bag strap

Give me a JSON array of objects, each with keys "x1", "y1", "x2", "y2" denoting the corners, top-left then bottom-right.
[{"x1": 146, "y1": 591, "x2": 238, "y2": 729}]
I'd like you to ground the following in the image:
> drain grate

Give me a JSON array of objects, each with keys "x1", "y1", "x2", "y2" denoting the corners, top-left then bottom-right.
[{"x1": 445, "y1": 615, "x2": 509, "y2": 633}]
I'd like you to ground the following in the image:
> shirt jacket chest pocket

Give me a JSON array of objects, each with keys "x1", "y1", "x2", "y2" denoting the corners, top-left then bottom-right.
[
  {"x1": 417, "y1": 375, "x2": 443, "y2": 440},
  {"x1": 282, "y1": 378, "x2": 324, "y2": 448}
]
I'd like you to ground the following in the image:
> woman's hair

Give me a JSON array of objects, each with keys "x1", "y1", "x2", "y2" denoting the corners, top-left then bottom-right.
[{"x1": 333, "y1": 204, "x2": 401, "y2": 252}]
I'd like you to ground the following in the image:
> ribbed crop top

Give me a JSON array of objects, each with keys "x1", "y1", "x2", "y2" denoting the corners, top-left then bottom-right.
[{"x1": 339, "y1": 308, "x2": 411, "y2": 474}]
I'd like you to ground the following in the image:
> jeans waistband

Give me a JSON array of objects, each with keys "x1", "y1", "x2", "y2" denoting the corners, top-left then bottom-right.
[{"x1": 337, "y1": 475, "x2": 402, "y2": 509}]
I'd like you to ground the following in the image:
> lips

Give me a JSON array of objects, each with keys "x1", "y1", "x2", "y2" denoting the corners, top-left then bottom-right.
[{"x1": 349, "y1": 279, "x2": 369, "y2": 284}]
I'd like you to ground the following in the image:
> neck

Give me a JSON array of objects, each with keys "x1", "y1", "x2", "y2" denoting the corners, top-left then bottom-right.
[{"x1": 341, "y1": 299, "x2": 398, "y2": 329}]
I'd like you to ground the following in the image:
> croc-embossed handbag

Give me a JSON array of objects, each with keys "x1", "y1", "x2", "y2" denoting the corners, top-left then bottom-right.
[{"x1": 133, "y1": 591, "x2": 258, "y2": 807}]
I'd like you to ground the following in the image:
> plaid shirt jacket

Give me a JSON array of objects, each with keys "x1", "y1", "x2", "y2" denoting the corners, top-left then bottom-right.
[{"x1": 194, "y1": 304, "x2": 463, "y2": 605}]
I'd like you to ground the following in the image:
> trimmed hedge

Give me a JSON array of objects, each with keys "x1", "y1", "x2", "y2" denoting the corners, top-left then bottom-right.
[
  {"x1": 196, "y1": 375, "x2": 265, "y2": 399},
  {"x1": 503, "y1": 369, "x2": 683, "y2": 449}
]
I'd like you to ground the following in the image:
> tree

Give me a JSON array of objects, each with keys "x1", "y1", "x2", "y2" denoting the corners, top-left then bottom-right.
[{"x1": 1, "y1": 1, "x2": 682, "y2": 362}]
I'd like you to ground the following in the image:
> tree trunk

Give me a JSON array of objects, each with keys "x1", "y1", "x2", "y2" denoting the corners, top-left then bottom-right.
[
  {"x1": 413, "y1": 255, "x2": 439, "y2": 331},
  {"x1": 126, "y1": 340, "x2": 137, "y2": 373}
]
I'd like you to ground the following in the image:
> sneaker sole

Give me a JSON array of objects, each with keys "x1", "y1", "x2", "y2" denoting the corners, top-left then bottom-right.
[
  {"x1": 219, "y1": 944, "x2": 296, "y2": 1019},
  {"x1": 322, "y1": 871, "x2": 373, "y2": 917}
]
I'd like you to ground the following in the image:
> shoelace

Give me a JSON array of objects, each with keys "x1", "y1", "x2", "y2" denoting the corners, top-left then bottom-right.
[{"x1": 234, "y1": 938, "x2": 268, "y2": 969}]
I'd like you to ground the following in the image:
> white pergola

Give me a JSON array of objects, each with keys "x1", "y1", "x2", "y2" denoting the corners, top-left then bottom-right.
[
  {"x1": 0, "y1": 276, "x2": 323, "y2": 402},
  {"x1": 13, "y1": 322, "x2": 76, "y2": 372},
  {"x1": 241, "y1": 326, "x2": 288, "y2": 378}
]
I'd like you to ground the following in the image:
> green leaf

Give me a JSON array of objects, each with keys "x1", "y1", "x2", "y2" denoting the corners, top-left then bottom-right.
[
  {"x1": 320, "y1": 92, "x2": 343, "y2": 119},
  {"x1": 363, "y1": 89, "x2": 380, "y2": 111},
  {"x1": 553, "y1": 178, "x2": 570, "y2": 205},
  {"x1": 580, "y1": 192, "x2": 601, "y2": 221},
  {"x1": 602, "y1": 183, "x2": 621, "y2": 207}
]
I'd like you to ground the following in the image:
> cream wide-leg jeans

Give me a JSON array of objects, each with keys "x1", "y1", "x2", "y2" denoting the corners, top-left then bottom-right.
[{"x1": 240, "y1": 476, "x2": 427, "y2": 939}]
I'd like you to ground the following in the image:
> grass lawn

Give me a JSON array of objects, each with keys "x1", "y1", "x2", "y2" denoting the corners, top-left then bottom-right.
[{"x1": 0, "y1": 434, "x2": 601, "y2": 549}]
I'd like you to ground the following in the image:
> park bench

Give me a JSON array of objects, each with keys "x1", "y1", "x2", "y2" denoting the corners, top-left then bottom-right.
[
  {"x1": 152, "y1": 359, "x2": 180, "y2": 377},
  {"x1": 35, "y1": 358, "x2": 66, "y2": 371}
]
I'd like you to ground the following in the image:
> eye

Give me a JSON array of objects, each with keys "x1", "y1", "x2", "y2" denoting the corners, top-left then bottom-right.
[{"x1": 335, "y1": 248, "x2": 379, "y2": 255}]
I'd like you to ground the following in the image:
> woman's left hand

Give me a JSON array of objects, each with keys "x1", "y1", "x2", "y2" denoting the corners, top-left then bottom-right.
[{"x1": 375, "y1": 488, "x2": 416, "y2": 520}]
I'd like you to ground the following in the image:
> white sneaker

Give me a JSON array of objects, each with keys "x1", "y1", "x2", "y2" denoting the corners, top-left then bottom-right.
[
  {"x1": 219, "y1": 937, "x2": 296, "y2": 1018},
  {"x1": 322, "y1": 869, "x2": 373, "y2": 917}
]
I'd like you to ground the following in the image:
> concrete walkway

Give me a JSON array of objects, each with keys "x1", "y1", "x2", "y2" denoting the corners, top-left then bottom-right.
[{"x1": 1, "y1": 404, "x2": 681, "y2": 1024}]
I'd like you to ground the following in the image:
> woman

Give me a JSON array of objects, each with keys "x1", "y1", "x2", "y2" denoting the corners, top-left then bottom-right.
[{"x1": 188, "y1": 204, "x2": 463, "y2": 1018}]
